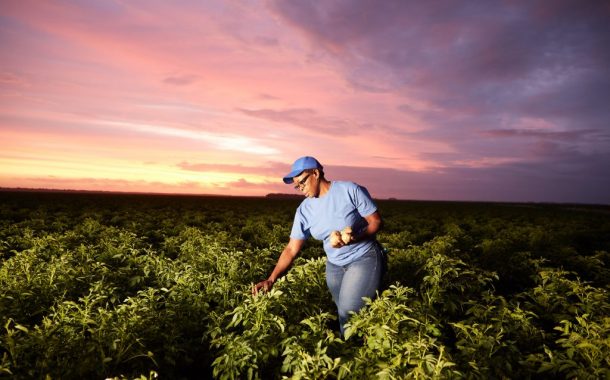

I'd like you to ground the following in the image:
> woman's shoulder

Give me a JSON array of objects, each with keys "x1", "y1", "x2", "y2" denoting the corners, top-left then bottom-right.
[
  {"x1": 332, "y1": 181, "x2": 362, "y2": 191},
  {"x1": 332, "y1": 180, "x2": 357, "y2": 187}
]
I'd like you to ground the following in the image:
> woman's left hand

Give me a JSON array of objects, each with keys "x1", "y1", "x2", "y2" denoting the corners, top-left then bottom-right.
[{"x1": 341, "y1": 227, "x2": 353, "y2": 244}]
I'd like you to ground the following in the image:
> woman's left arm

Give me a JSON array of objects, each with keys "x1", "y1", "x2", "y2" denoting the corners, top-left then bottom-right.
[{"x1": 352, "y1": 211, "x2": 383, "y2": 243}]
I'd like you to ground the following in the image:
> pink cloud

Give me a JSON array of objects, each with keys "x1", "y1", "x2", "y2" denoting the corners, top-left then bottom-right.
[{"x1": 177, "y1": 161, "x2": 287, "y2": 177}]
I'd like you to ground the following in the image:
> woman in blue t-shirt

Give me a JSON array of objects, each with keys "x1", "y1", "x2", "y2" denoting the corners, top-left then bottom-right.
[{"x1": 253, "y1": 156, "x2": 385, "y2": 335}]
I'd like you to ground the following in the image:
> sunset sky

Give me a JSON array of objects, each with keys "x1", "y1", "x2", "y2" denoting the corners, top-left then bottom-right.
[{"x1": 1, "y1": 0, "x2": 609, "y2": 203}]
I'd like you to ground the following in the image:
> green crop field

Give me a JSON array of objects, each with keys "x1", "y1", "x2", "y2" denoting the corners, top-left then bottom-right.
[{"x1": 1, "y1": 191, "x2": 609, "y2": 379}]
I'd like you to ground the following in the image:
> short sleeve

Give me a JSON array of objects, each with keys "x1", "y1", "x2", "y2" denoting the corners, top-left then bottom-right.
[
  {"x1": 354, "y1": 184, "x2": 377, "y2": 217},
  {"x1": 289, "y1": 206, "x2": 311, "y2": 240}
]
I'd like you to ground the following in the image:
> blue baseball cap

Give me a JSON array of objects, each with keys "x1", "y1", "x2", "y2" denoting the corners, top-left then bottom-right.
[{"x1": 283, "y1": 156, "x2": 323, "y2": 184}]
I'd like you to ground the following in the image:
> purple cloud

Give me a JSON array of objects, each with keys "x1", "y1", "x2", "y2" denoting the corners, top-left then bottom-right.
[
  {"x1": 269, "y1": 0, "x2": 610, "y2": 160},
  {"x1": 263, "y1": 0, "x2": 610, "y2": 204}
]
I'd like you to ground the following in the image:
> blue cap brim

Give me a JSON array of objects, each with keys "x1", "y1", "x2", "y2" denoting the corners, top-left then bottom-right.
[{"x1": 282, "y1": 170, "x2": 304, "y2": 184}]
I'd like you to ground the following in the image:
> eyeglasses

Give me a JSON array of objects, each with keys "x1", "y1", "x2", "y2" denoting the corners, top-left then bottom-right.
[{"x1": 293, "y1": 173, "x2": 311, "y2": 190}]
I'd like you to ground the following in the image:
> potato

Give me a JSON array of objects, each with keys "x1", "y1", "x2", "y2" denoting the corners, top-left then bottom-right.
[
  {"x1": 330, "y1": 230, "x2": 342, "y2": 247},
  {"x1": 341, "y1": 226, "x2": 352, "y2": 244}
]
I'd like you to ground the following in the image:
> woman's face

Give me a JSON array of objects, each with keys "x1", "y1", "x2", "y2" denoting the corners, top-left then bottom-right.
[{"x1": 293, "y1": 170, "x2": 317, "y2": 198}]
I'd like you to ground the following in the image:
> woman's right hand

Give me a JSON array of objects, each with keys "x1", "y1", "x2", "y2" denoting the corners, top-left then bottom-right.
[
  {"x1": 252, "y1": 239, "x2": 304, "y2": 296},
  {"x1": 330, "y1": 231, "x2": 343, "y2": 248},
  {"x1": 252, "y1": 279, "x2": 274, "y2": 296},
  {"x1": 330, "y1": 227, "x2": 352, "y2": 248}
]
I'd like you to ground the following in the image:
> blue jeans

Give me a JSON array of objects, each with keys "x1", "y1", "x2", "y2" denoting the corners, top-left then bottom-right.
[{"x1": 326, "y1": 243, "x2": 385, "y2": 335}]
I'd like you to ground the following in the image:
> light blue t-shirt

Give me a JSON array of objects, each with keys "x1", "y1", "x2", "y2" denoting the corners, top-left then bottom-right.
[{"x1": 290, "y1": 181, "x2": 378, "y2": 266}]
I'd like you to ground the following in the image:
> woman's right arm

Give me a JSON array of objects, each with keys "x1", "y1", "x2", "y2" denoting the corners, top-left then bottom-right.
[{"x1": 252, "y1": 238, "x2": 305, "y2": 295}]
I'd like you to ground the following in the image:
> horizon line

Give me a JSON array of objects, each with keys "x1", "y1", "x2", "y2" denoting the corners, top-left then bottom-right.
[{"x1": 1, "y1": 186, "x2": 608, "y2": 207}]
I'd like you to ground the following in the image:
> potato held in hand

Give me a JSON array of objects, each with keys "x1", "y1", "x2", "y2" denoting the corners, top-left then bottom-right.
[
  {"x1": 341, "y1": 226, "x2": 352, "y2": 245},
  {"x1": 330, "y1": 230, "x2": 342, "y2": 247}
]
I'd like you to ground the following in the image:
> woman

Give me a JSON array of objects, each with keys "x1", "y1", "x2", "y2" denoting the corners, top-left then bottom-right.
[{"x1": 253, "y1": 156, "x2": 385, "y2": 335}]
